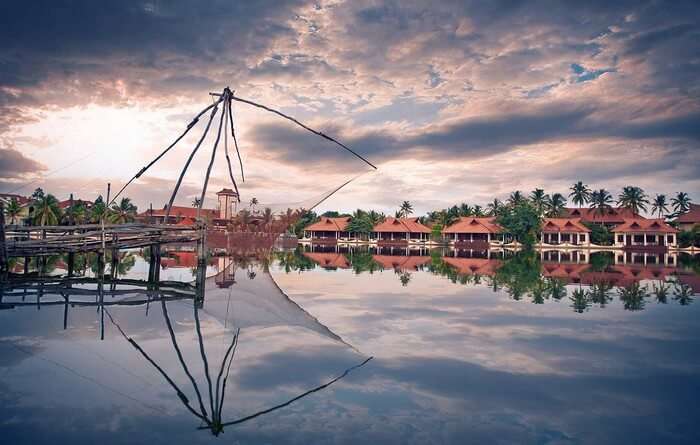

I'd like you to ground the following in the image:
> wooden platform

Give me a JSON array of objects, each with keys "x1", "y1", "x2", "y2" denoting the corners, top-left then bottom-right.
[{"x1": 1, "y1": 223, "x2": 202, "y2": 257}]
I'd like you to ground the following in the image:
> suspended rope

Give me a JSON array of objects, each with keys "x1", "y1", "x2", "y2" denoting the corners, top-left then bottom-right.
[
  {"x1": 227, "y1": 95, "x2": 246, "y2": 182},
  {"x1": 225, "y1": 93, "x2": 377, "y2": 170},
  {"x1": 110, "y1": 100, "x2": 219, "y2": 206},
  {"x1": 222, "y1": 100, "x2": 241, "y2": 202}
]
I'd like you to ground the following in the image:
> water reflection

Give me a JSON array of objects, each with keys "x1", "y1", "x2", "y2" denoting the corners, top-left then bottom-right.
[{"x1": 294, "y1": 245, "x2": 699, "y2": 311}]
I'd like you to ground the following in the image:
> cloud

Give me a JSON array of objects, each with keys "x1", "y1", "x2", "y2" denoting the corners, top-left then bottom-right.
[{"x1": 0, "y1": 148, "x2": 46, "y2": 179}]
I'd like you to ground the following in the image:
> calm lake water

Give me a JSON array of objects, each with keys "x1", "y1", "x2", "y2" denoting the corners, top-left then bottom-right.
[{"x1": 1, "y1": 245, "x2": 700, "y2": 444}]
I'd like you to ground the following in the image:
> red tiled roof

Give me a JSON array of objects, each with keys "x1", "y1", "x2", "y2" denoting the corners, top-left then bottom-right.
[
  {"x1": 137, "y1": 206, "x2": 217, "y2": 219},
  {"x1": 611, "y1": 218, "x2": 678, "y2": 233},
  {"x1": 216, "y1": 188, "x2": 238, "y2": 196},
  {"x1": 304, "y1": 216, "x2": 350, "y2": 232},
  {"x1": 303, "y1": 252, "x2": 351, "y2": 269},
  {"x1": 676, "y1": 204, "x2": 700, "y2": 224},
  {"x1": 372, "y1": 255, "x2": 430, "y2": 271},
  {"x1": 442, "y1": 217, "x2": 503, "y2": 234},
  {"x1": 541, "y1": 218, "x2": 590, "y2": 233},
  {"x1": 176, "y1": 217, "x2": 197, "y2": 226},
  {"x1": 373, "y1": 217, "x2": 431, "y2": 233},
  {"x1": 58, "y1": 198, "x2": 93, "y2": 209},
  {"x1": 160, "y1": 252, "x2": 198, "y2": 269},
  {"x1": 0, "y1": 193, "x2": 31, "y2": 205},
  {"x1": 563, "y1": 207, "x2": 638, "y2": 223},
  {"x1": 442, "y1": 257, "x2": 502, "y2": 276}
]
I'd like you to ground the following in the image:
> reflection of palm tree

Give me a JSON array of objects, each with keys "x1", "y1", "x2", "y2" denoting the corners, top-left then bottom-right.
[
  {"x1": 673, "y1": 283, "x2": 694, "y2": 306},
  {"x1": 570, "y1": 288, "x2": 590, "y2": 313},
  {"x1": 399, "y1": 272, "x2": 411, "y2": 286},
  {"x1": 588, "y1": 281, "x2": 613, "y2": 307},
  {"x1": 546, "y1": 278, "x2": 567, "y2": 301},
  {"x1": 618, "y1": 282, "x2": 649, "y2": 311},
  {"x1": 652, "y1": 282, "x2": 670, "y2": 304}
]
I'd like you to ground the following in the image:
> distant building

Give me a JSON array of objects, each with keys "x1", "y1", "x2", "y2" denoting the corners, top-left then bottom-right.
[
  {"x1": 302, "y1": 216, "x2": 352, "y2": 241},
  {"x1": 137, "y1": 205, "x2": 218, "y2": 224},
  {"x1": 57, "y1": 198, "x2": 93, "y2": 209},
  {"x1": 216, "y1": 188, "x2": 238, "y2": 220},
  {"x1": 539, "y1": 218, "x2": 591, "y2": 246},
  {"x1": 371, "y1": 217, "x2": 431, "y2": 243},
  {"x1": 611, "y1": 218, "x2": 678, "y2": 248},
  {"x1": 676, "y1": 204, "x2": 700, "y2": 231},
  {"x1": 562, "y1": 207, "x2": 639, "y2": 227},
  {"x1": 442, "y1": 217, "x2": 506, "y2": 245}
]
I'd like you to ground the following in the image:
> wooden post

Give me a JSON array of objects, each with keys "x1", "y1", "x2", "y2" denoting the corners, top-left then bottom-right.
[
  {"x1": 67, "y1": 252, "x2": 75, "y2": 277},
  {"x1": 195, "y1": 224, "x2": 207, "y2": 307},
  {"x1": 0, "y1": 202, "x2": 7, "y2": 274}
]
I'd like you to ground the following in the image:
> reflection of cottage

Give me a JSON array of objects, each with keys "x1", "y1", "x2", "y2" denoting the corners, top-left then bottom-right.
[
  {"x1": 303, "y1": 252, "x2": 351, "y2": 269},
  {"x1": 612, "y1": 218, "x2": 678, "y2": 248},
  {"x1": 371, "y1": 217, "x2": 431, "y2": 243},
  {"x1": 539, "y1": 218, "x2": 591, "y2": 246},
  {"x1": 676, "y1": 204, "x2": 700, "y2": 231},
  {"x1": 301, "y1": 217, "x2": 353, "y2": 241},
  {"x1": 215, "y1": 256, "x2": 236, "y2": 288},
  {"x1": 442, "y1": 217, "x2": 508, "y2": 245}
]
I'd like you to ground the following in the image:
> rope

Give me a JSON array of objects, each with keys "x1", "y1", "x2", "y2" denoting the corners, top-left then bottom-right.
[
  {"x1": 227, "y1": 97, "x2": 245, "y2": 182},
  {"x1": 230, "y1": 94, "x2": 377, "y2": 170},
  {"x1": 222, "y1": 100, "x2": 241, "y2": 201}
]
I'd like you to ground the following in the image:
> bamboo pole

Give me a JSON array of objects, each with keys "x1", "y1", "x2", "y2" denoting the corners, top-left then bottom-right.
[
  {"x1": 165, "y1": 98, "x2": 222, "y2": 223},
  {"x1": 197, "y1": 92, "x2": 227, "y2": 220},
  {"x1": 227, "y1": 94, "x2": 245, "y2": 182},
  {"x1": 222, "y1": 99, "x2": 241, "y2": 200}
]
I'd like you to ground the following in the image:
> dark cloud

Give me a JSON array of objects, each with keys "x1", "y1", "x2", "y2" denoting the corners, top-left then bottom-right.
[{"x1": 0, "y1": 148, "x2": 46, "y2": 179}]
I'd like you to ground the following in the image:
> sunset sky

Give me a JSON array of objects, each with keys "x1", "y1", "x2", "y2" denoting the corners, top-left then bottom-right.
[{"x1": 1, "y1": 1, "x2": 698, "y2": 214}]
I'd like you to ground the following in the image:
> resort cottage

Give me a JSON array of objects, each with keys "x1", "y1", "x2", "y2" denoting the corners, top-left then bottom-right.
[
  {"x1": 676, "y1": 204, "x2": 700, "y2": 231},
  {"x1": 442, "y1": 217, "x2": 507, "y2": 245},
  {"x1": 539, "y1": 218, "x2": 591, "y2": 246},
  {"x1": 302, "y1": 216, "x2": 353, "y2": 241},
  {"x1": 612, "y1": 218, "x2": 678, "y2": 248},
  {"x1": 562, "y1": 207, "x2": 638, "y2": 227},
  {"x1": 371, "y1": 217, "x2": 431, "y2": 243}
]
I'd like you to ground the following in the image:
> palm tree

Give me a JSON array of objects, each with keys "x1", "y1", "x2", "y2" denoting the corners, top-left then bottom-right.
[
  {"x1": 487, "y1": 199, "x2": 503, "y2": 216},
  {"x1": 546, "y1": 193, "x2": 567, "y2": 217},
  {"x1": 91, "y1": 195, "x2": 107, "y2": 223},
  {"x1": 458, "y1": 203, "x2": 472, "y2": 217},
  {"x1": 529, "y1": 189, "x2": 548, "y2": 216},
  {"x1": 398, "y1": 201, "x2": 413, "y2": 217},
  {"x1": 109, "y1": 197, "x2": 138, "y2": 224},
  {"x1": 617, "y1": 186, "x2": 649, "y2": 214},
  {"x1": 32, "y1": 194, "x2": 61, "y2": 226},
  {"x1": 192, "y1": 198, "x2": 201, "y2": 208},
  {"x1": 262, "y1": 207, "x2": 274, "y2": 232},
  {"x1": 472, "y1": 205, "x2": 485, "y2": 217},
  {"x1": 589, "y1": 188, "x2": 613, "y2": 220},
  {"x1": 508, "y1": 191, "x2": 525, "y2": 207},
  {"x1": 671, "y1": 192, "x2": 691, "y2": 214},
  {"x1": 4, "y1": 198, "x2": 22, "y2": 224},
  {"x1": 249, "y1": 197, "x2": 259, "y2": 210},
  {"x1": 651, "y1": 194, "x2": 669, "y2": 219},
  {"x1": 569, "y1": 181, "x2": 591, "y2": 208}
]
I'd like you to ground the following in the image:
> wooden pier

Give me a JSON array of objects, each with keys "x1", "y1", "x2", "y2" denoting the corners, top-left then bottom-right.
[{"x1": 1, "y1": 223, "x2": 201, "y2": 257}]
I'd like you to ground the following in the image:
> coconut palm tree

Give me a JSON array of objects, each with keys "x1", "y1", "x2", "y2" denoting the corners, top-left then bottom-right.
[
  {"x1": 569, "y1": 181, "x2": 591, "y2": 208},
  {"x1": 398, "y1": 201, "x2": 413, "y2": 217},
  {"x1": 546, "y1": 193, "x2": 567, "y2": 217},
  {"x1": 4, "y1": 197, "x2": 22, "y2": 225},
  {"x1": 617, "y1": 186, "x2": 649, "y2": 214},
  {"x1": 508, "y1": 191, "x2": 525, "y2": 207},
  {"x1": 473, "y1": 205, "x2": 485, "y2": 217},
  {"x1": 249, "y1": 197, "x2": 259, "y2": 210},
  {"x1": 589, "y1": 189, "x2": 613, "y2": 220},
  {"x1": 32, "y1": 194, "x2": 61, "y2": 226},
  {"x1": 109, "y1": 197, "x2": 138, "y2": 224},
  {"x1": 91, "y1": 195, "x2": 107, "y2": 223},
  {"x1": 651, "y1": 194, "x2": 669, "y2": 219},
  {"x1": 671, "y1": 192, "x2": 691, "y2": 214},
  {"x1": 529, "y1": 189, "x2": 548, "y2": 216},
  {"x1": 487, "y1": 198, "x2": 503, "y2": 216},
  {"x1": 458, "y1": 202, "x2": 472, "y2": 217},
  {"x1": 192, "y1": 198, "x2": 201, "y2": 208},
  {"x1": 262, "y1": 207, "x2": 274, "y2": 232}
]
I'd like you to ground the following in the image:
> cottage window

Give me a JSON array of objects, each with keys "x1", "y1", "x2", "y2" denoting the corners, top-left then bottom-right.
[
  {"x1": 617, "y1": 235, "x2": 624, "y2": 243},
  {"x1": 580, "y1": 234, "x2": 586, "y2": 242},
  {"x1": 667, "y1": 235, "x2": 674, "y2": 243}
]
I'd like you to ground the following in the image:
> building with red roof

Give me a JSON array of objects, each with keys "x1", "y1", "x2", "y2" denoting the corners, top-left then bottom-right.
[
  {"x1": 442, "y1": 217, "x2": 507, "y2": 245},
  {"x1": 371, "y1": 217, "x2": 431, "y2": 243},
  {"x1": 611, "y1": 217, "x2": 678, "y2": 248},
  {"x1": 676, "y1": 204, "x2": 700, "y2": 231},
  {"x1": 563, "y1": 207, "x2": 639, "y2": 227},
  {"x1": 302, "y1": 216, "x2": 352, "y2": 241},
  {"x1": 136, "y1": 205, "x2": 218, "y2": 224},
  {"x1": 539, "y1": 218, "x2": 591, "y2": 246}
]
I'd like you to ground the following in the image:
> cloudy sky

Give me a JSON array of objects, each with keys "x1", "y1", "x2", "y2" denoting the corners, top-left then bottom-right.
[{"x1": 1, "y1": 0, "x2": 699, "y2": 214}]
